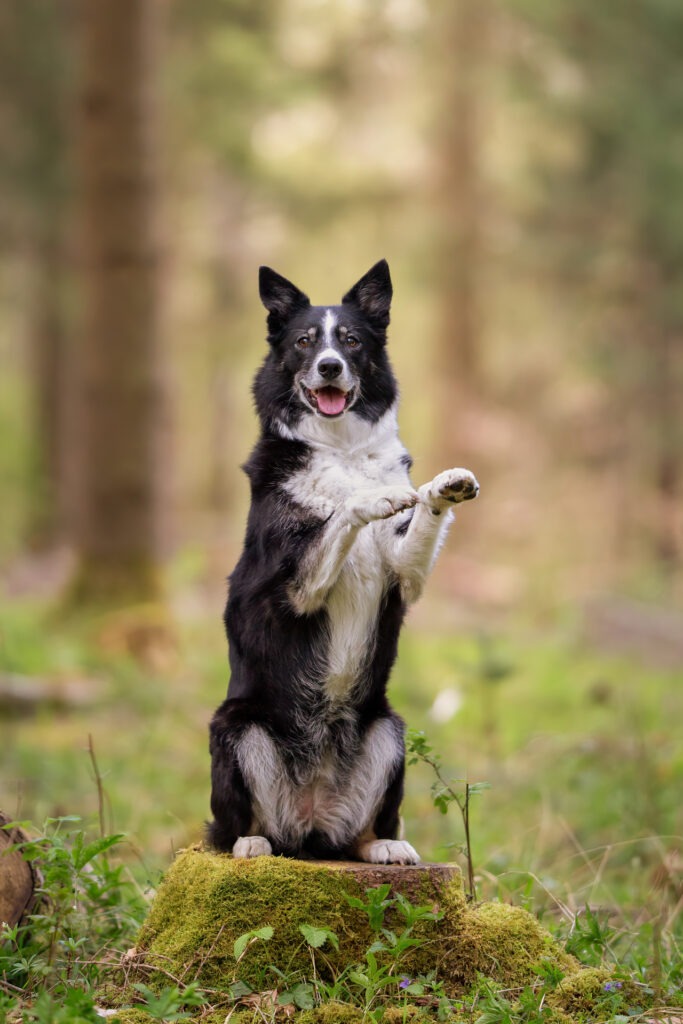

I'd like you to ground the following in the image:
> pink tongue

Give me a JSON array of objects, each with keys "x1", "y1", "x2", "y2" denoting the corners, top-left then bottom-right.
[{"x1": 316, "y1": 387, "x2": 347, "y2": 416}]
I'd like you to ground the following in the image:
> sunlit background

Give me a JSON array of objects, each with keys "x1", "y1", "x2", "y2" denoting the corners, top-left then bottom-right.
[{"x1": 1, "y1": 0, "x2": 682, "y2": 926}]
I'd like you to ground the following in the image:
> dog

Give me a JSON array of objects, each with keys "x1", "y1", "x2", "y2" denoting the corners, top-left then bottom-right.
[{"x1": 208, "y1": 260, "x2": 479, "y2": 864}]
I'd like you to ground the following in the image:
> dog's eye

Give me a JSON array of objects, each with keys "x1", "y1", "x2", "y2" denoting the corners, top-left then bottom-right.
[
  {"x1": 296, "y1": 335, "x2": 312, "y2": 349},
  {"x1": 346, "y1": 335, "x2": 361, "y2": 349}
]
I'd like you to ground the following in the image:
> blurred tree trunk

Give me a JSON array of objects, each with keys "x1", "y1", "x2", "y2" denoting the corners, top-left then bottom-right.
[
  {"x1": 28, "y1": 220, "x2": 70, "y2": 549},
  {"x1": 207, "y1": 172, "x2": 248, "y2": 525},
  {"x1": 72, "y1": 0, "x2": 170, "y2": 604},
  {"x1": 0, "y1": 0, "x2": 75, "y2": 553},
  {"x1": 433, "y1": 0, "x2": 488, "y2": 422},
  {"x1": 639, "y1": 273, "x2": 681, "y2": 580}
]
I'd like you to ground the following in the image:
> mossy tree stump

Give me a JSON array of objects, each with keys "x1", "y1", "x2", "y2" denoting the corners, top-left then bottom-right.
[{"x1": 109, "y1": 847, "x2": 642, "y2": 1022}]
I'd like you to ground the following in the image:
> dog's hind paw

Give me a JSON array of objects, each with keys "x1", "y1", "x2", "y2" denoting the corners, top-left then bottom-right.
[
  {"x1": 420, "y1": 468, "x2": 479, "y2": 511},
  {"x1": 356, "y1": 839, "x2": 421, "y2": 865},
  {"x1": 232, "y1": 835, "x2": 273, "y2": 858}
]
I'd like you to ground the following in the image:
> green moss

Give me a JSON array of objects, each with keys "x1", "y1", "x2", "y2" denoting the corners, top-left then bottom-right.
[
  {"x1": 113, "y1": 848, "x2": 640, "y2": 1023},
  {"x1": 108, "y1": 1012, "x2": 156, "y2": 1024},
  {"x1": 198, "y1": 1004, "x2": 421, "y2": 1024},
  {"x1": 445, "y1": 901, "x2": 578, "y2": 988},
  {"x1": 297, "y1": 1003, "x2": 365, "y2": 1024},
  {"x1": 549, "y1": 967, "x2": 646, "y2": 1019},
  {"x1": 133, "y1": 848, "x2": 477, "y2": 997},
  {"x1": 134, "y1": 849, "x2": 376, "y2": 992}
]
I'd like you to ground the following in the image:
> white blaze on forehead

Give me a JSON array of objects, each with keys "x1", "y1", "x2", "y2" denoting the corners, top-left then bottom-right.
[
  {"x1": 323, "y1": 308, "x2": 337, "y2": 347},
  {"x1": 314, "y1": 309, "x2": 349, "y2": 380}
]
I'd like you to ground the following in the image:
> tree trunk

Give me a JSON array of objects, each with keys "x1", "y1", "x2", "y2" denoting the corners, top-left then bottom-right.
[
  {"x1": 651, "y1": 330, "x2": 680, "y2": 581},
  {"x1": 73, "y1": 0, "x2": 170, "y2": 603},
  {"x1": 433, "y1": 0, "x2": 488, "y2": 411},
  {"x1": 207, "y1": 171, "x2": 248, "y2": 525},
  {"x1": 27, "y1": 220, "x2": 70, "y2": 550}
]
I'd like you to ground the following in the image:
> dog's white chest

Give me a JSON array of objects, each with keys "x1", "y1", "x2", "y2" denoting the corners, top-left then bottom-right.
[
  {"x1": 324, "y1": 527, "x2": 385, "y2": 698},
  {"x1": 291, "y1": 448, "x2": 407, "y2": 698},
  {"x1": 280, "y1": 410, "x2": 412, "y2": 700},
  {"x1": 291, "y1": 448, "x2": 404, "y2": 516}
]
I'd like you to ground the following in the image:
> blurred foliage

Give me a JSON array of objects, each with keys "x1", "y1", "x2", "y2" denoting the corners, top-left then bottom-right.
[
  {"x1": 0, "y1": 0, "x2": 681, "y2": 598},
  {"x1": 505, "y1": 0, "x2": 683, "y2": 578},
  {"x1": 1, "y1": 601, "x2": 681, "y2": 905},
  {"x1": 0, "y1": 0, "x2": 73, "y2": 223}
]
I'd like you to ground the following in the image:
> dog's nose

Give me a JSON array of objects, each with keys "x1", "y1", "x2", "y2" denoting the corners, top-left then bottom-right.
[{"x1": 317, "y1": 358, "x2": 343, "y2": 380}]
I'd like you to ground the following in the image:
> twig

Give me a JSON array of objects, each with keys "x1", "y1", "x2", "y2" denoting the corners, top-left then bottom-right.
[
  {"x1": 462, "y1": 783, "x2": 476, "y2": 903},
  {"x1": 189, "y1": 923, "x2": 227, "y2": 983},
  {"x1": 88, "y1": 733, "x2": 106, "y2": 838},
  {"x1": 0, "y1": 977, "x2": 24, "y2": 995}
]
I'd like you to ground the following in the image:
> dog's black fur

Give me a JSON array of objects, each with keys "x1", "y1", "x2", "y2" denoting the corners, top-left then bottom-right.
[{"x1": 208, "y1": 261, "x2": 478, "y2": 864}]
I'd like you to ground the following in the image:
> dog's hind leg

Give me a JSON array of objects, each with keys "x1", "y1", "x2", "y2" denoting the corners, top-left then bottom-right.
[
  {"x1": 208, "y1": 704, "x2": 273, "y2": 856},
  {"x1": 353, "y1": 756, "x2": 420, "y2": 865},
  {"x1": 207, "y1": 745, "x2": 259, "y2": 853},
  {"x1": 319, "y1": 715, "x2": 421, "y2": 866}
]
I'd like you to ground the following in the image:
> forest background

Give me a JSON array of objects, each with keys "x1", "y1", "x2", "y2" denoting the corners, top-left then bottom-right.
[{"x1": 1, "y1": 0, "x2": 682, "y2": 947}]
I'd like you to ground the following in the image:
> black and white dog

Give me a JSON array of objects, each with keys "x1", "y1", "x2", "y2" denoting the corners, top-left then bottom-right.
[{"x1": 208, "y1": 260, "x2": 478, "y2": 864}]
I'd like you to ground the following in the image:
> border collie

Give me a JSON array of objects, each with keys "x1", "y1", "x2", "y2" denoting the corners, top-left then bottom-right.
[{"x1": 208, "y1": 260, "x2": 479, "y2": 864}]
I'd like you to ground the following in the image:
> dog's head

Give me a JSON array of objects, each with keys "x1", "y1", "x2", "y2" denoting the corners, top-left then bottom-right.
[{"x1": 255, "y1": 261, "x2": 398, "y2": 431}]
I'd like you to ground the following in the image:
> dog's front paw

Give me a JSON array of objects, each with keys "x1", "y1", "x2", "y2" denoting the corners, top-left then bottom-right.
[
  {"x1": 357, "y1": 839, "x2": 421, "y2": 865},
  {"x1": 346, "y1": 486, "x2": 419, "y2": 527},
  {"x1": 419, "y1": 468, "x2": 479, "y2": 512},
  {"x1": 232, "y1": 835, "x2": 273, "y2": 858}
]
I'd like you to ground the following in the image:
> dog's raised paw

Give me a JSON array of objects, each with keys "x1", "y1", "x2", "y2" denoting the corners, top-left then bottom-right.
[
  {"x1": 421, "y1": 468, "x2": 479, "y2": 510},
  {"x1": 232, "y1": 835, "x2": 273, "y2": 858},
  {"x1": 346, "y1": 486, "x2": 419, "y2": 527},
  {"x1": 357, "y1": 839, "x2": 421, "y2": 865}
]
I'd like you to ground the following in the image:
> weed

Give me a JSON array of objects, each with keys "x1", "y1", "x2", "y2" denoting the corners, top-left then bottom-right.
[
  {"x1": 0, "y1": 816, "x2": 146, "y2": 1012},
  {"x1": 406, "y1": 729, "x2": 489, "y2": 900},
  {"x1": 15, "y1": 987, "x2": 102, "y2": 1024},
  {"x1": 564, "y1": 905, "x2": 614, "y2": 966},
  {"x1": 132, "y1": 981, "x2": 207, "y2": 1020},
  {"x1": 223, "y1": 884, "x2": 451, "y2": 1021}
]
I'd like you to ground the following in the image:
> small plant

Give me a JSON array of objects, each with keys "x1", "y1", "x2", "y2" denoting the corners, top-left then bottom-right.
[
  {"x1": 16, "y1": 987, "x2": 103, "y2": 1024},
  {"x1": 473, "y1": 976, "x2": 554, "y2": 1024},
  {"x1": 132, "y1": 981, "x2": 207, "y2": 1021},
  {"x1": 564, "y1": 905, "x2": 614, "y2": 966},
  {"x1": 225, "y1": 885, "x2": 450, "y2": 1021},
  {"x1": 341, "y1": 885, "x2": 448, "y2": 1019},
  {"x1": 407, "y1": 729, "x2": 489, "y2": 900},
  {"x1": 233, "y1": 924, "x2": 275, "y2": 961},
  {"x1": 0, "y1": 816, "x2": 147, "y2": 1005}
]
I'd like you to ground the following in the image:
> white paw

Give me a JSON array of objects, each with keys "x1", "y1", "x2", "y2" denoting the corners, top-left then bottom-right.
[
  {"x1": 346, "y1": 487, "x2": 419, "y2": 527},
  {"x1": 419, "y1": 468, "x2": 479, "y2": 512},
  {"x1": 358, "y1": 839, "x2": 421, "y2": 865},
  {"x1": 232, "y1": 835, "x2": 273, "y2": 858}
]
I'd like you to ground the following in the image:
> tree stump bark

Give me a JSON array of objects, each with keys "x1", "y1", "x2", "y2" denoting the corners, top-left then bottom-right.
[
  {"x1": 314, "y1": 859, "x2": 459, "y2": 903},
  {"x1": 0, "y1": 812, "x2": 36, "y2": 927}
]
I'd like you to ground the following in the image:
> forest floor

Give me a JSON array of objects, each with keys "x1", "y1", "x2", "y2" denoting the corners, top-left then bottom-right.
[{"x1": 1, "y1": 591, "x2": 682, "y2": 1014}]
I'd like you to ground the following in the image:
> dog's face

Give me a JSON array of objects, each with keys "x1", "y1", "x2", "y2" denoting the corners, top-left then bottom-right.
[{"x1": 255, "y1": 261, "x2": 398, "y2": 428}]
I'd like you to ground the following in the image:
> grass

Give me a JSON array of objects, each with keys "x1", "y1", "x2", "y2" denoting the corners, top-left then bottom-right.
[{"x1": 0, "y1": 596, "x2": 681, "y2": 1018}]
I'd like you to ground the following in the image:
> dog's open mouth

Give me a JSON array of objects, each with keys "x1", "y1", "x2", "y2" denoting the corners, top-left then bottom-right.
[{"x1": 301, "y1": 384, "x2": 354, "y2": 417}]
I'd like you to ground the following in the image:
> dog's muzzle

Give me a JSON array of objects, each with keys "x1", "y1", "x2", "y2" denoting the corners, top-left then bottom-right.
[
  {"x1": 300, "y1": 356, "x2": 356, "y2": 417},
  {"x1": 300, "y1": 382, "x2": 355, "y2": 417}
]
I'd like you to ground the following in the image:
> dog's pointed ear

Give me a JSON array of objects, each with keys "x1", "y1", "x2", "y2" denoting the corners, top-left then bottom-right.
[
  {"x1": 341, "y1": 259, "x2": 392, "y2": 328},
  {"x1": 259, "y1": 267, "x2": 310, "y2": 330}
]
